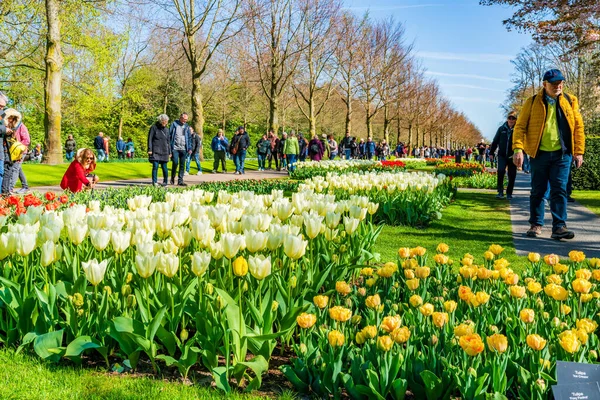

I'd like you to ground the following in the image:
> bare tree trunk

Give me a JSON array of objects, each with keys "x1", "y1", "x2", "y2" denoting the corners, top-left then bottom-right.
[
  {"x1": 396, "y1": 116, "x2": 401, "y2": 144},
  {"x1": 43, "y1": 0, "x2": 63, "y2": 165},
  {"x1": 269, "y1": 91, "x2": 279, "y2": 133},
  {"x1": 383, "y1": 104, "x2": 390, "y2": 143},
  {"x1": 345, "y1": 94, "x2": 352, "y2": 136}
]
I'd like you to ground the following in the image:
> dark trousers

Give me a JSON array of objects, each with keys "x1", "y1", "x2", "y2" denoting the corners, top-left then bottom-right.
[
  {"x1": 268, "y1": 151, "x2": 279, "y2": 170},
  {"x1": 497, "y1": 156, "x2": 517, "y2": 196},
  {"x1": 213, "y1": 150, "x2": 226, "y2": 172},
  {"x1": 529, "y1": 150, "x2": 571, "y2": 230},
  {"x1": 171, "y1": 150, "x2": 187, "y2": 184},
  {"x1": 152, "y1": 161, "x2": 168, "y2": 184}
]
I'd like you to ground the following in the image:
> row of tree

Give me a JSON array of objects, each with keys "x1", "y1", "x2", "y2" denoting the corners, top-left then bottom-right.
[{"x1": 0, "y1": 0, "x2": 484, "y2": 163}]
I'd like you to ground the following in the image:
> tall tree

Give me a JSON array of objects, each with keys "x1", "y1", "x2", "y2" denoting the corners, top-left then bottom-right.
[
  {"x1": 246, "y1": 0, "x2": 305, "y2": 133},
  {"x1": 43, "y1": 0, "x2": 63, "y2": 164}
]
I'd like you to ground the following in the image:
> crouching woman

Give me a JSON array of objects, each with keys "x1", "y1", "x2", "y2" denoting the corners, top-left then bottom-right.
[{"x1": 60, "y1": 148, "x2": 99, "y2": 192}]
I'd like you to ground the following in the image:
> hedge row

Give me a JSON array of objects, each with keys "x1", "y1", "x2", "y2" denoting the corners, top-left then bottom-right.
[{"x1": 573, "y1": 136, "x2": 600, "y2": 190}]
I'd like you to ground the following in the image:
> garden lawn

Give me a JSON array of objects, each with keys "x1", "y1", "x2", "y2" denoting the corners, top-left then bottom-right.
[
  {"x1": 374, "y1": 191, "x2": 521, "y2": 270},
  {"x1": 20, "y1": 160, "x2": 260, "y2": 188},
  {"x1": 573, "y1": 190, "x2": 600, "y2": 217},
  {"x1": 0, "y1": 349, "x2": 290, "y2": 400}
]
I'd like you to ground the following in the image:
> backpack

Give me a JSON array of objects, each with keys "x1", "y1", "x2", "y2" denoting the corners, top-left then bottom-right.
[
  {"x1": 310, "y1": 143, "x2": 320, "y2": 153},
  {"x1": 6, "y1": 136, "x2": 28, "y2": 161}
]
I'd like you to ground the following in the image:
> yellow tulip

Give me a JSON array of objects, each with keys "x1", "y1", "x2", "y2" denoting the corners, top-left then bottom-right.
[
  {"x1": 544, "y1": 254, "x2": 560, "y2": 266},
  {"x1": 444, "y1": 300, "x2": 457, "y2": 313},
  {"x1": 484, "y1": 251, "x2": 495, "y2": 261},
  {"x1": 469, "y1": 292, "x2": 490, "y2": 307},
  {"x1": 458, "y1": 286, "x2": 473, "y2": 301},
  {"x1": 365, "y1": 294, "x2": 381, "y2": 309},
  {"x1": 436, "y1": 243, "x2": 449, "y2": 253},
  {"x1": 477, "y1": 267, "x2": 493, "y2": 280},
  {"x1": 404, "y1": 269, "x2": 416, "y2": 279},
  {"x1": 527, "y1": 281, "x2": 542, "y2": 294},
  {"x1": 397, "y1": 247, "x2": 411, "y2": 258},
  {"x1": 576, "y1": 318, "x2": 598, "y2": 334},
  {"x1": 355, "y1": 331, "x2": 366, "y2": 345},
  {"x1": 381, "y1": 315, "x2": 402, "y2": 333},
  {"x1": 411, "y1": 246, "x2": 426, "y2": 257},
  {"x1": 526, "y1": 334, "x2": 547, "y2": 351},
  {"x1": 406, "y1": 278, "x2": 419, "y2": 291},
  {"x1": 409, "y1": 294, "x2": 423, "y2": 307},
  {"x1": 486, "y1": 333, "x2": 508, "y2": 354},
  {"x1": 232, "y1": 256, "x2": 248, "y2": 277},
  {"x1": 561, "y1": 304, "x2": 571, "y2": 315},
  {"x1": 494, "y1": 258, "x2": 510, "y2": 270},
  {"x1": 391, "y1": 326, "x2": 411, "y2": 343},
  {"x1": 568, "y1": 250, "x2": 586, "y2": 263},
  {"x1": 328, "y1": 330, "x2": 345, "y2": 347},
  {"x1": 528, "y1": 252, "x2": 541, "y2": 263},
  {"x1": 459, "y1": 333, "x2": 485, "y2": 356},
  {"x1": 415, "y1": 266, "x2": 430, "y2": 279},
  {"x1": 362, "y1": 325, "x2": 377, "y2": 339},
  {"x1": 419, "y1": 303, "x2": 434, "y2": 317},
  {"x1": 488, "y1": 244, "x2": 504, "y2": 256},
  {"x1": 329, "y1": 306, "x2": 352, "y2": 322},
  {"x1": 360, "y1": 267, "x2": 374, "y2": 276},
  {"x1": 433, "y1": 254, "x2": 449, "y2": 264},
  {"x1": 454, "y1": 323, "x2": 474, "y2": 337},
  {"x1": 576, "y1": 269, "x2": 593, "y2": 280},
  {"x1": 335, "y1": 281, "x2": 352, "y2": 296},
  {"x1": 572, "y1": 278, "x2": 592, "y2": 294},
  {"x1": 377, "y1": 265, "x2": 396, "y2": 278},
  {"x1": 553, "y1": 263, "x2": 569, "y2": 274},
  {"x1": 592, "y1": 269, "x2": 600, "y2": 281},
  {"x1": 296, "y1": 313, "x2": 317, "y2": 329},
  {"x1": 377, "y1": 335, "x2": 394, "y2": 352},
  {"x1": 510, "y1": 285, "x2": 527, "y2": 298},
  {"x1": 432, "y1": 312, "x2": 449, "y2": 328},
  {"x1": 590, "y1": 258, "x2": 600, "y2": 268},
  {"x1": 520, "y1": 309, "x2": 535, "y2": 324},
  {"x1": 558, "y1": 330, "x2": 581, "y2": 354},
  {"x1": 313, "y1": 295, "x2": 329, "y2": 309}
]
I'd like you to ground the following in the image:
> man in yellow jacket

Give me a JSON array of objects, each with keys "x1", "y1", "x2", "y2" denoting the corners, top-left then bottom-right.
[{"x1": 513, "y1": 69, "x2": 585, "y2": 240}]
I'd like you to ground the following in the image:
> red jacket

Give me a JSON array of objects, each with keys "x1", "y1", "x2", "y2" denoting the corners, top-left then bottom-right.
[{"x1": 60, "y1": 161, "x2": 91, "y2": 193}]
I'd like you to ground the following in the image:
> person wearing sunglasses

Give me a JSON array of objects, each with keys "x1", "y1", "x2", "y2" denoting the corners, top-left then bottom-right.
[
  {"x1": 60, "y1": 148, "x2": 99, "y2": 192},
  {"x1": 512, "y1": 68, "x2": 585, "y2": 240},
  {"x1": 491, "y1": 111, "x2": 518, "y2": 200}
]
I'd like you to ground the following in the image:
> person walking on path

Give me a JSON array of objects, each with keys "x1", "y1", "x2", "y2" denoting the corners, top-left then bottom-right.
[
  {"x1": 298, "y1": 133, "x2": 308, "y2": 162},
  {"x1": 328, "y1": 135, "x2": 338, "y2": 160},
  {"x1": 267, "y1": 130, "x2": 280, "y2": 170},
  {"x1": 103, "y1": 136, "x2": 110, "y2": 161},
  {"x1": 340, "y1": 132, "x2": 352, "y2": 160},
  {"x1": 94, "y1": 132, "x2": 105, "y2": 161},
  {"x1": 65, "y1": 134, "x2": 77, "y2": 161},
  {"x1": 278, "y1": 132, "x2": 287, "y2": 171},
  {"x1": 284, "y1": 131, "x2": 299, "y2": 173},
  {"x1": 230, "y1": 126, "x2": 250, "y2": 175},
  {"x1": 256, "y1": 133, "x2": 271, "y2": 171},
  {"x1": 148, "y1": 114, "x2": 171, "y2": 187},
  {"x1": 365, "y1": 137, "x2": 376, "y2": 160},
  {"x1": 169, "y1": 113, "x2": 192, "y2": 186},
  {"x1": 321, "y1": 134, "x2": 330, "y2": 160},
  {"x1": 211, "y1": 129, "x2": 228, "y2": 173},
  {"x1": 125, "y1": 138, "x2": 135, "y2": 158},
  {"x1": 512, "y1": 69, "x2": 585, "y2": 240},
  {"x1": 1, "y1": 109, "x2": 29, "y2": 194},
  {"x1": 491, "y1": 111, "x2": 518, "y2": 200},
  {"x1": 308, "y1": 135, "x2": 324, "y2": 161},
  {"x1": 186, "y1": 128, "x2": 202, "y2": 175},
  {"x1": 116, "y1": 137, "x2": 126, "y2": 159}
]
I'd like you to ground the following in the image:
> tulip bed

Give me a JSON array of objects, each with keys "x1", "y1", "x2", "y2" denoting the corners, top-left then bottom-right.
[
  {"x1": 290, "y1": 160, "x2": 406, "y2": 180},
  {"x1": 299, "y1": 171, "x2": 455, "y2": 226},
  {"x1": 451, "y1": 172, "x2": 498, "y2": 189},
  {"x1": 0, "y1": 189, "x2": 383, "y2": 394},
  {"x1": 435, "y1": 162, "x2": 486, "y2": 177},
  {"x1": 285, "y1": 245, "x2": 600, "y2": 399}
]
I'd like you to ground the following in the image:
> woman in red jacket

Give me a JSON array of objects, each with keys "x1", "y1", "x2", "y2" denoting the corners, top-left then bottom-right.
[{"x1": 60, "y1": 148, "x2": 99, "y2": 192}]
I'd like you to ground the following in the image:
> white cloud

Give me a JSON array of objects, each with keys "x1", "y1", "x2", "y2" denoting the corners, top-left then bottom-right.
[
  {"x1": 425, "y1": 71, "x2": 510, "y2": 82},
  {"x1": 449, "y1": 96, "x2": 500, "y2": 104},
  {"x1": 418, "y1": 51, "x2": 513, "y2": 64},
  {"x1": 442, "y1": 83, "x2": 507, "y2": 93}
]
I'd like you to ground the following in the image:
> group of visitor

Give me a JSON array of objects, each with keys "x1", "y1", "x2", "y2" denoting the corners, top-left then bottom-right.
[
  {"x1": 91, "y1": 133, "x2": 135, "y2": 162},
  {"x1": 0, "y1": 91, "x2": 34, "y2": 195}
]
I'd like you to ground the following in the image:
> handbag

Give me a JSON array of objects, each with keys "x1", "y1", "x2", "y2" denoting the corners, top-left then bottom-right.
[{"x1": 6, "y1": 136, "x2": 28, "y2": 162}]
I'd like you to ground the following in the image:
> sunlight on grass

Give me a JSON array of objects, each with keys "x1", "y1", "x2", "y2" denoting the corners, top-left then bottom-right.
[{"x1": 573, "y1": 190, "x2": 600, "y2": 217}]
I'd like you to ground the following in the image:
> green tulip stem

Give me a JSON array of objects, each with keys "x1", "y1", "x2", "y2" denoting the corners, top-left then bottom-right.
[
  {"x1": 94, "y1": 284, "x2": 99, "y2": 320},
  {"x1": 145, "y1": 278, "x2": 152, "y2": 320},
  {"x1": 170, "y1": 280, "x2": 175, "y2": 331},
  {"x1": 238, "y1": 277, "x2": 244, "y2": 363}
]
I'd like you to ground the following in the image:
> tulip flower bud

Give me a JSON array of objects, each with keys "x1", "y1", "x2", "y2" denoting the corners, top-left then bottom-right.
[
  {"x1": 43, "y1": 284, "x2": 50, "y2": 295},
  {"x1": 103, "y1": 286, "x2": 112, "y2": 296},
  {"x1": 289, "y1": 276, "x2": 297, "y2": 289},
  {"x1": 468, "y1": 367, "x2": 477, "y2": 378},
  {"x1": 357, "y1": 287, "x2": 366, "y2": 296},
  {"x1": 271, "y1": 300, "x2": 279, "y2": 312},
  {"x1": 72, "y1": 293, "x2": 84, "y2": 309},
  {"x1": 535, "y1": 379, "x2": 546, "y2": 392},
  {"x1": 345, "y1": 298, "x2": 353, "y2": 308},
  {"x1": 339, "y1": 245, "x2": 347, "y2": 253},
  {"x1": 590, "y1": 350, "x2": 598, "y2": 360},
  {"x1": 351, "y1": 315, "x2": 362, "y2": 325},
  {"x1": 430, "y1": 335, "x2": 439, "y2": 346},
  {"x1": 205, "y1": 283, "x2": 214, "y2": 295},
  {"x1": 242, "y1": 281, "x2": 249, "y2": 292},
  {"x1": 332, "y1": 254, "x2": 339, "y2": 263},
  {"x1": 126, "y1": 294, "x2": 136, "y2": 308},
  {"x1": 180, "y1": 329, "x2": 189, "y2": 342},
  {"x1": 217, "y1": 296, "x2": 225, "y2": 310},
  {"x1": 543, "y1": 311, "x2": 550, "y2": 319},
  {"x1": 77, "y1": 308, "x2": 84, "y2": 317},
  {"x1": 126, "y1": 272, "x2": 133, "y2": 284},
  {"x1": 552, "y1": 317, "x2": 561, "y2": 328},
  {"x1": 121, "y1": 284, "x2": 132, "y2": 297},
  {"x1": 489, "y1": 325, "x2": 499, "y2": 333},
  {"x1": 299, "y1": 343, "x2": 308, "y2": 354}
]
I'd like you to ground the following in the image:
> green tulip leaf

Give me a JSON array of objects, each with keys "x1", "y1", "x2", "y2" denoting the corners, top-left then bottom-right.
[
  {"x1": 33, "y1": 329, "x2": 64, "y2": 362},
  {"x1": 420, "y1": 370, "x2": 443, "y2": 400}
]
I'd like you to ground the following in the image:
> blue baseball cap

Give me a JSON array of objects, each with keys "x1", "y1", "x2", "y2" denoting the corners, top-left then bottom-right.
[{"x1": 543, "y1": 69, "x2": 565, "y2": 83}]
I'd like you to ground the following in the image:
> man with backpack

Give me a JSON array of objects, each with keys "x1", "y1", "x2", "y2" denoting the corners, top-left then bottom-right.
[{"x1": 512, "y1": 69, "x2": 585, "y2": 240}]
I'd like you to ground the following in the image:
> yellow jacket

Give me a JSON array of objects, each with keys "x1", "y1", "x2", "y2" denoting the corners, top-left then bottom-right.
[{"x1": 513, "y1": 89, "x2": 585, "y2": 158}]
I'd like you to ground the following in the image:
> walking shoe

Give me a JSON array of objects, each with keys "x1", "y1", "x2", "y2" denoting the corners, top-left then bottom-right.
[
  {"x1": 184, "y1": 171, "x2": 189, "y2": 176},
  {"x1": 160, "y1": 182, "x2": 168, "y2": 187},
  {"x1": 551, "y1": 226, "x2": 575, "y2": 240},
  {"x1": 197, "y1": 171, "x2": 202, "y2": 175},
  {"x1": 506, "y1": 195, "x2": 513, "y2": 200},
  {"x1": 212, "y1": 170, "x2": 217, "y2": 174},
  {"x1": 496, "y1": 193, "x2": 505, "y2": 199},
  {"x1": 526, "y1": 225, "x2": 542, "y2": 237},
  {"x1": 170, "y1": 180, "x2": 175, "y2": 185},
  {"x1": 567, "y1": 196, "x2": 575, "y2": 203},
  {"x1": 178, "y1": 182, "x2": 188, "y2": 187}
]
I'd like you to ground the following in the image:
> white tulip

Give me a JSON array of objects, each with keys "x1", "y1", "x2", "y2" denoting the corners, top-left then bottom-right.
[
  {"x1": 283, "y1": 234, "x2": 307, "y2": 260},
  {"x1": 191, "y1": 251, "x2": 211, "y2": 277},
  {"x1": 171, "y1": 226, "x2": 192, "y2": 248},
  {"x1": 325, "y1": 211, "x2": 341, "y2": 229},
  {"x1": 244, "y1": 230, "x2": 268, "y2": 253},
  {"x1": 155, "y1": 213, "x2": 175, "y2": 238},
  {"x1": 157, "y1": 252, "x2": 179, "y2": 278},
  {"x1": 131, "y1": 229, "x2": 154, "y2": 246},
  {"x1": 266, "y1": 225, "x2": 285, "y2": 251},
  {"x1": 303, "y1": 212, "x2": 324, "y2": 240},
  {"x1": 209, "y1": 240, "x2": 224, "y2": 260},
  {"x1": 67, "y1": 224, "x2": 88, "y2": 245},
  {"x1": 190, "y1": 219, "x2": 211, "y2": 241},
  {"x1": 248, "y1": 255, "x2": 271, "y2": 280},
  {"x1": 41, "y1": 240, "x2": 57, "y2": 267},
  {"x1": 111, "y1": 230, "x2": 131, "y2": 254},
  {"x1": 135, "y1": 253, "x2": 157, "y2": 278},
  {"x1": 0, "y1": 233, "x2": 16, "y2": 260},
  {"x1": 343, "y1": 216, "x2": 360, "y2": 235},
  {"x1": 136, "y1": 241, "x2": 155, "y2": 256},
  {"x1": 82, "y1": 259, "x2": 108, "y2": 286},
  {"x1": 162, "y1": 238, "x2": 179, "y2": 255},
  {"x1": 90, "y1": 228, "x2": 111, "y2": 251},
  {"x1": 15, "y1": 232, "x2": 37, "y2": 256}
]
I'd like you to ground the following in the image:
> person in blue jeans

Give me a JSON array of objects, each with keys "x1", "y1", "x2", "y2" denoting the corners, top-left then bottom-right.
[
  {"x1": 230, "y1": 126, "x2": 250, "y2": 174},
  {"x1": 186, "y1": 128, "x2": 202, "y2": 175},
  {"x1": 94, "y1": 132, "x2": 106, "y2": 161},
  {"x1": 284, "y1": 131, "x2": 299, "y2": 173},
  {"x1": 148, "y1": 114, "x2": 171, "y2": 186},
  {"x1": 169, "y1": 113, "x2": 192, "y2": 186},
  {"x1": 491, "y1": 111, "x2": 518, "y2": 200},
  {"x1": 0, "y1": 92, "x2": 8, "y2": 190},
  {"x1": 512, "y1": 69, "x2": 585, "y2": 240}
]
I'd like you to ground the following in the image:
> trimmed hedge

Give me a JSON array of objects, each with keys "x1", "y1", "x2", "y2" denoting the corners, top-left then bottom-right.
[{"x1": 573, "y1": 136, "x2": 600, "y2": 190}]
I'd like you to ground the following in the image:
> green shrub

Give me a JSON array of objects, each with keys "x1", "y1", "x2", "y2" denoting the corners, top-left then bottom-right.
[{"x1": 573, "y1": 136, "x2": 600, "y2": 190}]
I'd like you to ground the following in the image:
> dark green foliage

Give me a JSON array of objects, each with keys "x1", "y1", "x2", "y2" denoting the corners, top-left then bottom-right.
[{"x1": 573, "y1": 137, "x2": 600, "y2": 190}]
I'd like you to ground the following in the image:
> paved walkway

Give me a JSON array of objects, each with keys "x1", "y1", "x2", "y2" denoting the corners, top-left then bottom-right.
[
  {"x1": 32, "y1": 170, "x2": 289, "y2": 193},
  {"x1": 508, "y1": 172, "x2": 600, "y2": 258}
]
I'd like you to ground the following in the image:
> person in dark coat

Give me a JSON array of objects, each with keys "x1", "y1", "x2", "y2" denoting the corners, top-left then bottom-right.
[
  {"x1": 267, "y1": 130, "x2": 280, "y2": 170},
  {"x1": 491, "y1": 111, "x2": 518, "y2": 200},
  {"x1": 308, "y1": 135, "x2": 324, "y2": 161},
  {"x1": 65, "y1": 135, "x2": 77, "y2": 161},
  {"x1": 230, "y1": 126, "x2": 250, "y2": 174},
  {"x1": 116, "y1": 137, "x2": 126, "y2": 159},
  {"x1": 169, "y1": 113, "x2": 192, "y2": 186},
  {"x1": 186, "y1": 127, "x2": 202, "y2": 175},
  {"x1": 148, "y1": 114, "x2": 171, "y2": 186}
]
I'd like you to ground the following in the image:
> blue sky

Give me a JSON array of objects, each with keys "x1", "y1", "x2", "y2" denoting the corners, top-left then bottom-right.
[{"x1": 344, "y1": 0, "x2": 532, "y2": 140}]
